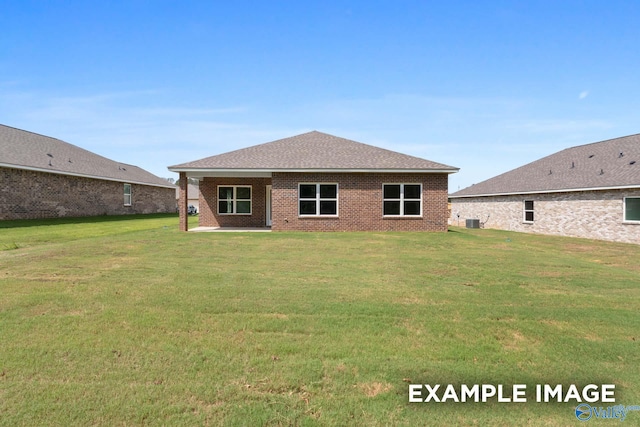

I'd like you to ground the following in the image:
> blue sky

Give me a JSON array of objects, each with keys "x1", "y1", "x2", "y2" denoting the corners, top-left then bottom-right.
[{"x1": 2, "y1": 1, "x2": 639, "y2": 191}]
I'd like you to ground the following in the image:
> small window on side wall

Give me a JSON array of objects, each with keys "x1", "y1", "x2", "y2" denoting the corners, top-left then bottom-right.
[
  {"x1": 523, "y1": 200, "x2": 534, "y2": 222},
  {"x1": 124, "y1": 184, "x2": 132, "y2": 206},
  {"x1": 624, "y1": 197, "x2": 640, "y2": 222}
]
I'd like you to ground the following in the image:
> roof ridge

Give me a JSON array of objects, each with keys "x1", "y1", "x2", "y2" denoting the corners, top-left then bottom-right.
[
  {"x1": 2, "y1": 123, "x2": 135, "y2": 168},
  {"x1": 0, "y1": 123, "x2": 66, "y2": 143},
  {"x1": 564, "y1": 132, "x2": 640, "y2": 150},
  {"x1": 281, "y1": 130, "x2": 452, "y2": 164}
]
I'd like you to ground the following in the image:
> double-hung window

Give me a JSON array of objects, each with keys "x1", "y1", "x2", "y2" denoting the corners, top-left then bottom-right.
[
  {"x1": 523, "y1": 200, "x2": 534, "y2": 222},
  {"x1": 218, "y1": 186, "x2": 252, "y2": 215},
  {"x1": 124, "y1": 184, "x2": 132, "y2": 206},
  {"x1": 383, "y1": 184, "x2": 422, "y2": 216},
  {"x1": 624, "y1": 197, "x2": 640, "y2": 222},
  {"x1": 299, "y1": 184, "x2": 338, "y2": 216}
]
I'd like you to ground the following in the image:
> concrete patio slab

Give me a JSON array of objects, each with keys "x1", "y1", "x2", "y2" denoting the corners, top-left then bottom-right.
[{"x1": 189, "y1": 226, "x2": 272, "y2": 232}]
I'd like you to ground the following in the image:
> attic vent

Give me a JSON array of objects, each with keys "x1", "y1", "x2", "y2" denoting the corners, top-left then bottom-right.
[
  {"x1": 548, "y1": 169, "x2": 552, "y2": 175},
  {"x1": 47, "y1": 153, "x2": 53, "y2": 158},
  {"x1": 588, "y1": 154, "x2": 595, "y2": 158},
  {"x1": 68, "y1": 158, "x2": 72, "y2": 163},
  {"x1": 571, "y1": 162, "x2": 575, "y2": 169},
  {"x1": 599, "y1": 169, "x2": 604, "y2": 175},
  {"x1": 631, "y1": 161, "x2": 637, "y2": 165},
  {"x1": 619, "y1": 152, "x2": 624, "y2": 158}
]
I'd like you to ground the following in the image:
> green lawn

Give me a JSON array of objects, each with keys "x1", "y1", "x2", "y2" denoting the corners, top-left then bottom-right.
[{"x1": 1, "y1": 215, "x2": 639, "y2": 426}]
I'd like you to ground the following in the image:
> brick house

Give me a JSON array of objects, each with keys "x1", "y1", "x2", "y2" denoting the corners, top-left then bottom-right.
[
  {"x1": 0, "y1": 124, "x2": 176, "y2": 220},
  {"x1": 168, "y1": 131, "x2": 458, "y2": 231},
  {"x1": 450, "y1": 134, "x2": 640, "y2": 244}
]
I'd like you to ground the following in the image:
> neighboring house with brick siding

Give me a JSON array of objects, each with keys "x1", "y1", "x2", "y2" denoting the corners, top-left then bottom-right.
[
  {"x1": 450, "y1": 134, "x2": 640, "y2": 244},
  {"x1": 0, "y1": 124, "x2": 176, "y2": 220},
  {"x1": 168, "y1": 131, "x2": 458, "y2": 231}
]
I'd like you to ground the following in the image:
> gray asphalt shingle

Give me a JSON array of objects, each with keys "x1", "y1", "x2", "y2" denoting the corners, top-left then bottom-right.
[
  {"x1": 169, "y1": 131, "x2": 458, "y2": 172},
  {"x1": 451, "y1": 133, "x2": 640, "y2": 197},
  {"x1": 0, "y1": 124, "x2": 174, "y2": 188}
]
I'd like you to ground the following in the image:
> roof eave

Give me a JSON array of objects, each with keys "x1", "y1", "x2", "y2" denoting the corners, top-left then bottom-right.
[{"x1": 168, "y1": 167, "x2": 459, "y2": 176}]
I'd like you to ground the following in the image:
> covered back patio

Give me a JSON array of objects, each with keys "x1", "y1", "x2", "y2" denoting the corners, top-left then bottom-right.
[{"x1": 176, "y1": 172, "x2": 272, "y2": 232}]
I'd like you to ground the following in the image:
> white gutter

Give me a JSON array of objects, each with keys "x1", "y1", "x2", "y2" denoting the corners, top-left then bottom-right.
[
  {"x1": 167, "y1": 167, "x2": 460, "y2": 174},
  {"x1": 1, "y1": 163, "x2": 176, "y2": 189}
]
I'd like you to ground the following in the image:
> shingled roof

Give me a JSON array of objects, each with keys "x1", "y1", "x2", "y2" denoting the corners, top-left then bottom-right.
[
  {"x1": 0, "y1": 124, "x2": 174, "y2": 188},
  {"x1": 451, "y1": 133, "x2": 640, "y2": 197},
  {"x1": 168, "y1": 131, "x2": 458, "y2": 173}
]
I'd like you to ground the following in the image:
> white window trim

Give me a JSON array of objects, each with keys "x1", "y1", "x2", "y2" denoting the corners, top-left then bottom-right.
[
  {"x1": 382, "y1": 183, "x2": 423, "y2": 217},
  {"x1": 124, "y1": 183, "x2": 132, "y2": 206},
  {"x1": 298, "y1": 183, "x2": 339, "y2": 217},
  {"x1": 623, "y1": 197, "x2": 640, "y2": 223},
  {"x1": 523, "y1": 200, "x2": 534, "y2": 223},
  {"x1": 217, "y1": 185, "x2": 252, "y2": 215}
]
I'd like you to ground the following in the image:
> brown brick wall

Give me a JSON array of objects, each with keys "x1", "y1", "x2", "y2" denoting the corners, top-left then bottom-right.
[
  {"x1": 450, "y1": 188, "x2": 640, "y2": 244},
  {"x1": 271, "y1": 173, "x2": 449, "y2": 231},
  {"x1": 198, "y1": 177, "x2": 272, "y2": 227},
  {"x1": 197, "y1": 173, "x2": 449, "y2": 231},
  {"x1": 0, "y1": 167, "x2": 176, "y2": 220}
]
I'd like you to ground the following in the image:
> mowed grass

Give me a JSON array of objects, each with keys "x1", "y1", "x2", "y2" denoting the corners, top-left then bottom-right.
[{"x1": 1, "y1": 215, "x2": 639, "y2": 426}]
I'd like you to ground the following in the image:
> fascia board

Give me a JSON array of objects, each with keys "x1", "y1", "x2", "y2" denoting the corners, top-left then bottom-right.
[{"x1": 168, "y1": 167, "x2": 459, "y2": 175}]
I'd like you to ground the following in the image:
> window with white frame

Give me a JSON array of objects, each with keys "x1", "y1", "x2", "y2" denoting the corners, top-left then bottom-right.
[
  {"x1": 624, "y1": 197, "x2": 640, "y2": 222},
  {"x1": 218, "y1": 186, "x2": 252, "y2": 215},
  {"x1": 299, "y1": 183, "x2": 338, "y2": 216},
  {"x1": 382, "y1": 184, "x2": 422, "y2": 216},
  {"x1": 523, "y1": 200, "x2": 534, "y2": 222},
  {"x1": 124, "y1": 184, "x2": 132, "y2": 206}
]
